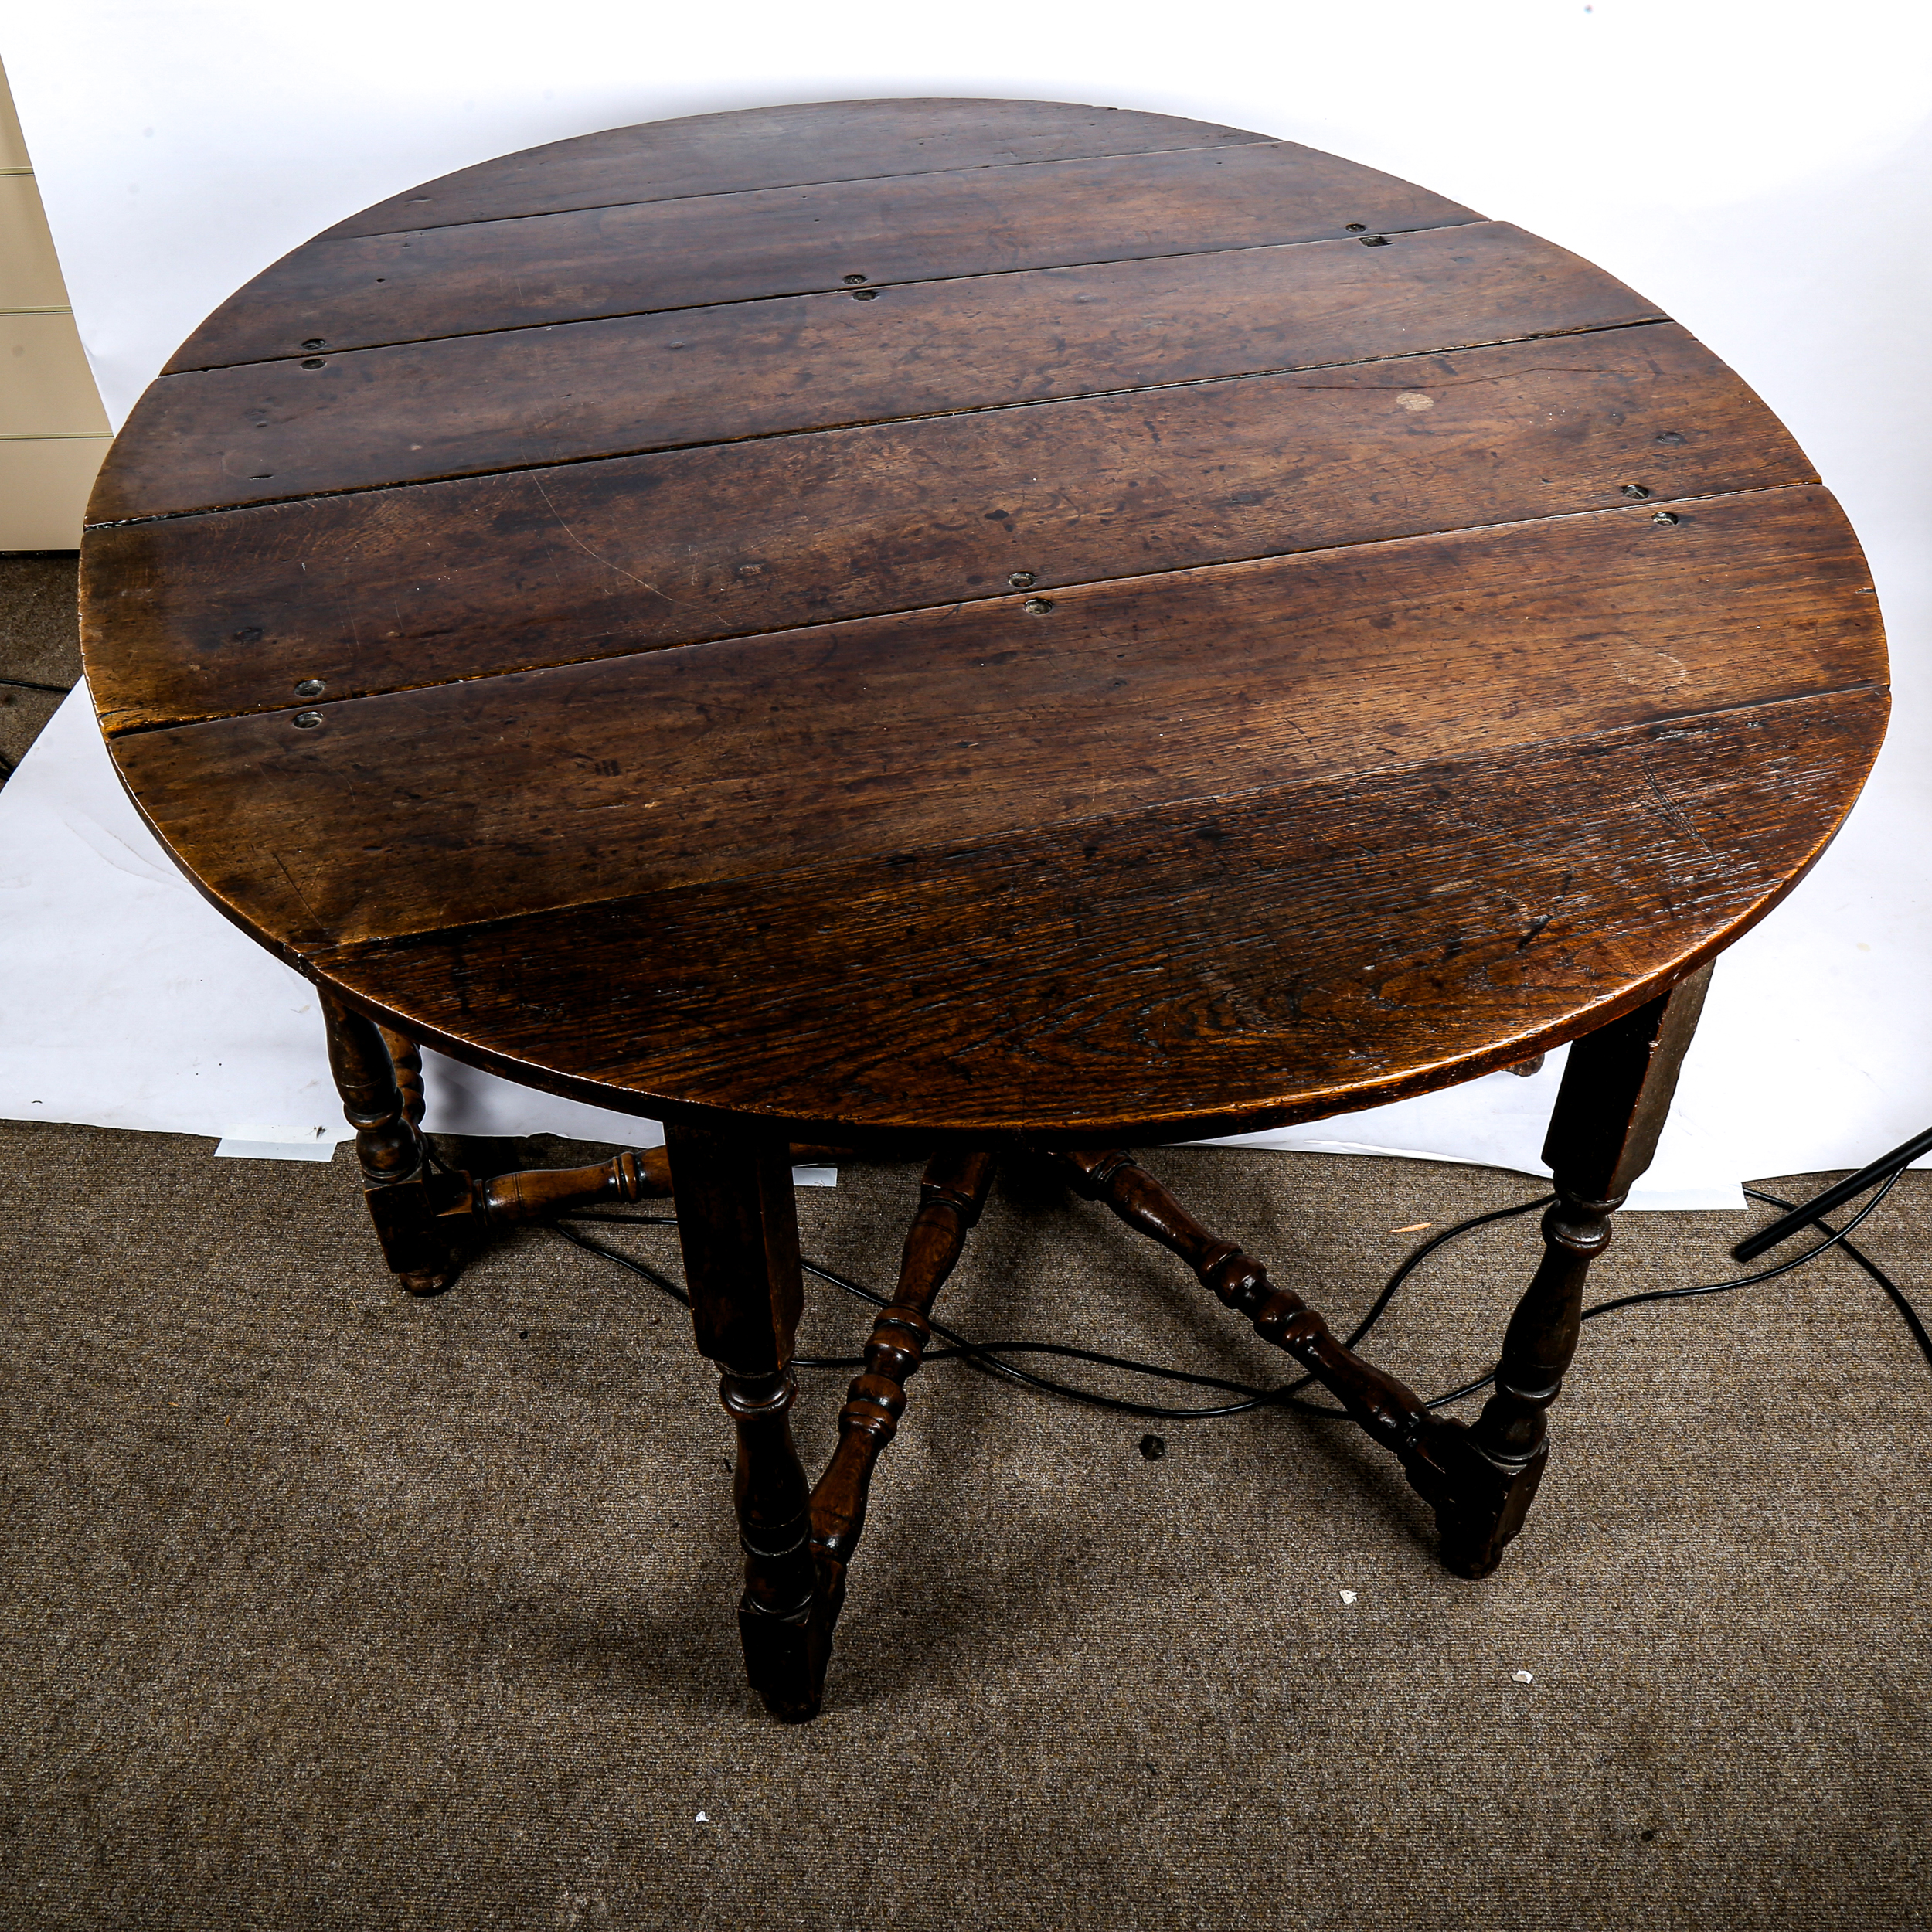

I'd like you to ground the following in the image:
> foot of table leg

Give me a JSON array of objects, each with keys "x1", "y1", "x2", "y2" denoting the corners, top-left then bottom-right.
[
  {"x1": 805, "y1": 1148, "x2": 996, "y2": 1699},
  {"x1": 667, "y1": 1124, "x2": 819, "y2": 1721},
  {"x1": 320, "y1": 988, "x2": 462, "y2": 1295},
  {"x1": 718, "y1": 1364, "x2": 818, "y2": 1720},
  {"x1": 1408, "y1": 1191, "x2": 1612, "y2": 1580},
  {"x1": 1387, "y1": 1412, "x2": 1546, "y2": 1580}
]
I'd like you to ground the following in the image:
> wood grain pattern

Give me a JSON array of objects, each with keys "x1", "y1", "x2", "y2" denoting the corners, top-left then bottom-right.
[
  {"x1": 318, "y1": 99, "x2": 1274, "y2": 239},
  {"x1": 172, "y1": 143, "x2": 1478, "y2": 371},
  {"x1": 302, "y1": 688, "x2": 1886, "y2": 1141},
  {"x1": 86, "y1": 324, "x2": 1811, "y2": 733},
  {"x1": 90, "y1": 223, "x2": 1658, "y2": 522},
  {"x1": 79, "y1": 101, "x2": 1889, "y2": 1141},
  {"x1": 104, "y1": 488, "x2": 1879, "y2": 951}
]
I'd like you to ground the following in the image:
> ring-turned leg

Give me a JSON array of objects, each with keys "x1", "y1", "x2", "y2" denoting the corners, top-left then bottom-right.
[
  {"x1": 804, "y1": 1148, "x2": 997, "y2": 1702},
  {"x1": 666, "y1": 1122, "x2": 818, "y2": 1721},
  {"x1": 1431, "y1": 961, "x2": 1714, "y2": 1577},
  {"x1": 320, "y1": 988, "x2": 461, "y2": 1294}
]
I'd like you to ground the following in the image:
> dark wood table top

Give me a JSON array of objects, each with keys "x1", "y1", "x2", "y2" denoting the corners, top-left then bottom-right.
[{"x1": 79, "y1": 97, "x2": 1888, "y2": 1147}]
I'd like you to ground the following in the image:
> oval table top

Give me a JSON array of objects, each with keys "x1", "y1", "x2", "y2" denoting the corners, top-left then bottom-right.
[{"x1": 80, "y1": 97, "x2": 1888, "y2": 1146}]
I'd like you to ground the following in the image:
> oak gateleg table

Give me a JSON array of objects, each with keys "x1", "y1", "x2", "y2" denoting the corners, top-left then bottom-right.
[{"x1": 79, "y1": 98, "x2": 1887, "y2": 1721}]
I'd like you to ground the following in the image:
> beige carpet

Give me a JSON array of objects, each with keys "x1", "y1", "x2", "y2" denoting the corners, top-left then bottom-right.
[
  {"x1": 1, "y1": 1119, "x2": 1927, "y2": 1927},
  {"x1": 0, "y1": 553, "x2": 79, "y2": 777}
]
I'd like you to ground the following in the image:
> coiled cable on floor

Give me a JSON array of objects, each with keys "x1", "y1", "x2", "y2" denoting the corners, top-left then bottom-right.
[{"x1": 549, "y1": 1162, "x2": 1932, "y2": 1425}]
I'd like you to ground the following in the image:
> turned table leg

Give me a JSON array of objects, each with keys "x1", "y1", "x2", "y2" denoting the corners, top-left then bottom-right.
[
  {"x1": 804, "y1": 1148, "x2": 997, "y2": 1701},
  {"x1": 665, "y1": 1122, "x2": 819, "y2": 1722},
  {"x1": 319, "y1": 987, "x2": 461, "y2": 1295},
  {"x1": 1433, "y1": 961, "x2": 1715, "y2": 1577}
]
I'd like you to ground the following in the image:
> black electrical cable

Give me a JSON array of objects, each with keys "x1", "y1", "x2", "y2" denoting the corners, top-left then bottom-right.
[
  {"x1": 1581, "y1": 1175, "x2": 1902, "y2": 1323},
  {"x1": 1746, "y1": 1183, "x2": 1932, "y2": 1369},
  {"x1": 556, "y1": 1213, "x2": 1288, "y2": 1417},
  {"x1": 1296, "y1": 1172, "x2": 1928, "y2": 1415},
  {"x1": 1733, "y1": 1124, "x2": 1932, "y2": 1260},
  {"x1": 551, "y1": 1165, "x2": 1932, "y2": 1422}
]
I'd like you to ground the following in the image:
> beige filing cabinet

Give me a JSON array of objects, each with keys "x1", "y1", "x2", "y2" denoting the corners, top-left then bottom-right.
[{"x1": 1, "y1": 57, "x2": 110, "y2": 551}]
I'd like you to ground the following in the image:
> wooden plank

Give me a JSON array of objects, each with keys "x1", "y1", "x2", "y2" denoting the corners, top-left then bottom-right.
[
  {"x1": 91, "y1": 223, "x2": 1661, "y2": 522},
  {"x1": 305, "y1": 688, "x2": 1887, "y2": 1139},
  {"x1": 168, "y1": 144, "x2": 1480, "y2": 372},
  {"x1": 85, "y1": 324, "x2": 1812, "y2": 733},
  {"x1": 320, "y1": 99, "x2": 1273, "y2": 239},
  {"x1": 105, "y1": 488, "x2": 1883, "y2": 952}
]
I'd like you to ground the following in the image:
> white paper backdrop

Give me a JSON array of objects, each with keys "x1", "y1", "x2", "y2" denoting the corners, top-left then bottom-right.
[{"x1": 4, "y1": 0, "x2": 1929, "y2": 1206}]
